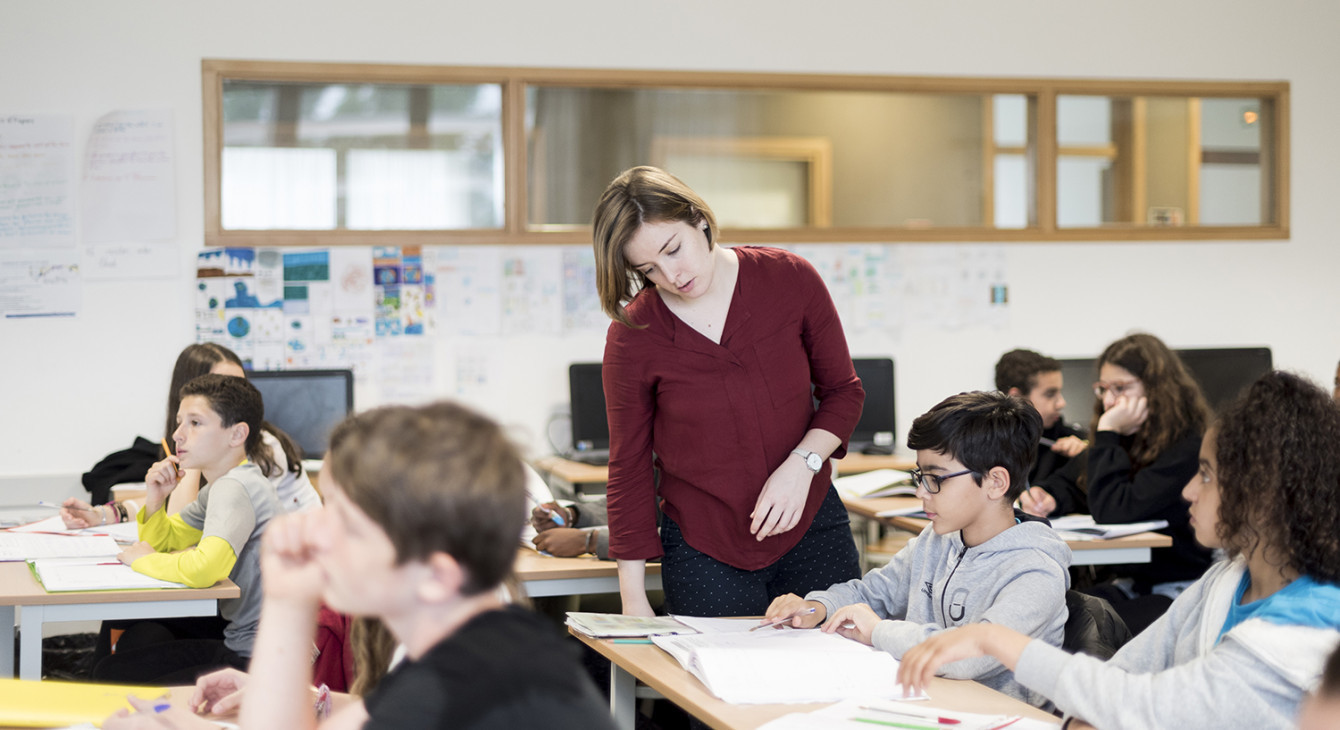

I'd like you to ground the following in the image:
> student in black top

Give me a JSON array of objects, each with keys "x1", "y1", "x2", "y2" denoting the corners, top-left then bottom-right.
[
  {"x1": 1033, "y1": 333, "x2": 1214, "y2": 634},
  {"x1": 103, "y1": 402, "x2": 614, "y2": 730},
  {"x1": 994, "y1": 349, "x2": 1088, "y2": 510}
]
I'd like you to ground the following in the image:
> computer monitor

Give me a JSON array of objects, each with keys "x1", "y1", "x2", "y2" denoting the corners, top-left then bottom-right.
[
  {"x1": 1057, "y1": 346, "x2": 1273, "y2": 425},
  {"x1": 568, "y1": 362, "x2": 609, "y2": 462},
  {"x1": 850, "y1": 357, "x2": 897, "y2": 454},
  {"x1": 246, "y1": 369, "x2": 354, "y2": 460}
]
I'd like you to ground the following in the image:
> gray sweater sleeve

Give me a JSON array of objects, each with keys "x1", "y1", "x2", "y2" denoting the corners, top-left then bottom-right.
[
  {"x1": 806, "y1": 534, "x2": 915, "y2": 622},
  {"x1": 871, "y1": 565, "x2": 1067, "y2": 679},
  {"x1": 1015, "y1": 632, "x2": 1300, "y2": 729}
]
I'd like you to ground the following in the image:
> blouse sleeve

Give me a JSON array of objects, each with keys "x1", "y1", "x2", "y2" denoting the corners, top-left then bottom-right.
[
  {"x1": 795, "y1": 259, "x2": 863, "y2": 455},
  {"x1": 601, "y1": 327, "x2": 663, "y2": 562}
]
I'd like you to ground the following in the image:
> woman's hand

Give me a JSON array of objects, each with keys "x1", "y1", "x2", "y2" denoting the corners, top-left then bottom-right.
[
  {"x1": 823, "y1": 603, "x2": 881, "y2": 645},
  {"x1": 117, "y1": 541, "x2": 156, "y2": 565},
  {"x1": 60, "y1": 497, "x2": 104, "y2": 529},
  {"x1": 1018, "y1": 487, "x2": 1057, "y2": 518},
  {"x1": 751, "y1": 457, "x2": 812, "y2": 540},
  {"x1": 190, "y1": 666, "x2": 249, "y2": 716},
  {"x1": 762, "y1": 594, "x2": 825, "y2": 629},
  {"x1": 1098, "y1": 395, "x2": 1148, "y2": 435}
]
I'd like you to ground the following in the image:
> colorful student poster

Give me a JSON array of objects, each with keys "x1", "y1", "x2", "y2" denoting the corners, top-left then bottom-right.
[
  {"x1": 434, "y1": 245, "x2": 501, "y2": 336},
  {"x1": 372, "y1": 247, "x2": 403, "y2": 336},
  {"x1": 562, "y1": 246, "x2": 606, "y2": 332},
  {"x1": 501, "y1": 246, "x2": 562, "y2": 335},
  {"x1": 0, "y1": 114, "x2": 76, "y2": 249}
]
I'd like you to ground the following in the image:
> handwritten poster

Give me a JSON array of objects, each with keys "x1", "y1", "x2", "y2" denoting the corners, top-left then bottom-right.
[
  {"x1": 80, "y1": 109, "x2": 176, "y2": 243},
  {"x1": 0, "y1": 114, "x2": 76, "y2": 249},
  {"x1": 0, "y1": 250, "x2": 80, "y2": 317}
]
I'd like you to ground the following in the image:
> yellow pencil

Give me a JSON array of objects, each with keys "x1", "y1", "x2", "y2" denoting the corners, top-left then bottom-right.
[{"x1": 160, "y1": 438, "x2": 172, "y2": 458}]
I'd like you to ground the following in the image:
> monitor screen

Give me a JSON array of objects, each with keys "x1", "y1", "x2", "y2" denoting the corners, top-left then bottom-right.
[
  {"x1": 246, "y1": 369, "x2": 354, "y2": 459},
  {"x1": 851, "y1": 357, "x2": 897, "y2": 452},
  {"x1": 568, "y1": 363, "x2": 609, "y2": 454},
  {"x1": 1058, "y1": 346, "x2": 1273, "y2": 427}
]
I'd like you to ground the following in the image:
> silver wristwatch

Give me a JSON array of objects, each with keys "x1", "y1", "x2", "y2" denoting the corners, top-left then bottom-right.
[{"x1": 790, "y1": 449, "x2": 823, "y2": 473}]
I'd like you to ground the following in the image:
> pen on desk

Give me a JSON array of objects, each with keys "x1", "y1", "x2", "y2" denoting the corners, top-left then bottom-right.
[
  {"x1": 611, "y1": 638, "x2": 654, "y2": 644},
  {"x1": 851, "y1": 717, "x2": 941, "y2": 730},
  {"x1": 750, "y1": 606, "x2": 816, "y2": 631},
  {"x1": 859, "y1": 706, "x2": 961, "y2": 725}
]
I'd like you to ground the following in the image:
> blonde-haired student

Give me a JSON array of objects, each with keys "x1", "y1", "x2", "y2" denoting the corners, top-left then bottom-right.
[
  {"x1": 898, "y1": 371, "x2": 1340, "y2": 730},
  {"x1": 764, "y1": 391, "x2": 1071, "y2": 707}
]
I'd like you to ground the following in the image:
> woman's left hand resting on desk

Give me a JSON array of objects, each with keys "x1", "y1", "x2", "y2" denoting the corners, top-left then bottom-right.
[{"x1": 102, "y1": 695, "x2": 217, "y2": 729}]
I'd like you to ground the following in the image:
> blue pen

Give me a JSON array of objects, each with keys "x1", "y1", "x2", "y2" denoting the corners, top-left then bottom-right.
[
  {"x1": 543, "y1": 505, "x2": 566, "y2": 526},
  {"x1": 153, "y1": 703, "x2": 171, "y2": 713}
]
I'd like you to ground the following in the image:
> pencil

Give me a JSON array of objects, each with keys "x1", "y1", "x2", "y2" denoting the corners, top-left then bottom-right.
[{"x1": 161, "y1": 438, "x2": 173, "y2": 458}]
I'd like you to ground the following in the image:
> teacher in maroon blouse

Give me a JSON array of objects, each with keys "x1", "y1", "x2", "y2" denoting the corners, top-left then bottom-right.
[{"x1": 592, "y1": 166, "x2": 865, "y2": 617}]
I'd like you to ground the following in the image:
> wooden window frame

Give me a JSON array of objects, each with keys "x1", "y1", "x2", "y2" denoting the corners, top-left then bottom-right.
[{"x1": 203, "y1": 60, "x2": 1289, "y2": 246}]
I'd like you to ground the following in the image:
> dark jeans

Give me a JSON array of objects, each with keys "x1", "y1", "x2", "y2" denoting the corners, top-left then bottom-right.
[
  {"x1": 660, "y1": 486, "x2": 861, "y2": 616},
  {"x1": 91, "y1": 615, "x2": 247, "y2": 685}
]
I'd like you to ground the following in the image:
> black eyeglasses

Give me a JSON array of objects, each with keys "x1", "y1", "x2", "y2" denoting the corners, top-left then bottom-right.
[{"x1": 908, "y1": 467, "x2": 979, "y2": 494}]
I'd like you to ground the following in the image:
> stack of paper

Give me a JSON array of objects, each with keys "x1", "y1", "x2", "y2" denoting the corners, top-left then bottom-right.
[
  {"x1": 29, "y1": 557, "x2": 187, "y2": 592},
  {"x1": 0, "y1": 532, "x2": 121, "y2": 562},
  {"x1": 565, "y1": 612, "x2": 698, "y2": 638},
  {"x1": 1049, "y1": 515, "x2": 1168, "y2": 540},
  {"x1": 652, "y1": 620, "x2": 925, "y2": 704},
  {"x1": 834, "y1": 469, "x2": 917, "y2": 500}
]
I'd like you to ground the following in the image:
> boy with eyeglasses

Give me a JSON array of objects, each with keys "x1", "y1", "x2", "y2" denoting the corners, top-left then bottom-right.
[{"x1": 762, "y1": 391, "x2": 1071, "y2": 707}]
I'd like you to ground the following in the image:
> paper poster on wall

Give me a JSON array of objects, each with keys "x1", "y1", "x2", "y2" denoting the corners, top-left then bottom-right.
[
  {"x1": 372, "y1": 246, "x2": 404, "y2": 336},
  {"x1": 501, "y1": 247, "x2": 562, "y2": 335},
  {"x1": 80, "y1": 109, "x2": 176, "y2": 244},
  {"x1": 434, "y1": 246, "x2": 502, "y2": 336},
  {"x1": 0, "y1": 114, "x2": 76, "y2": 249},
  {"x1": 562, "y1": 247, "x2": 606, "y2": 332},
  {"x1": 375, "y1": 338, "x2": 438, "y2": 405},
  {"x1": 82, "y1": 242, "x2": 177, "y2": 280},
  {"x1": 0, "y1": 250, "x2": 80, "y2": 317}
]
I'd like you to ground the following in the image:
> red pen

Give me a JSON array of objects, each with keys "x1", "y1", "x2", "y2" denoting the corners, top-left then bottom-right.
[{"x1": 859, "y1": 706, "x2": 961, "y2": 725}]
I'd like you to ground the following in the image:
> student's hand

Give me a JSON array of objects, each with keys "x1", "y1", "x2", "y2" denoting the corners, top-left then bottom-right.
[
  {"x1": 751, "y1": 457, "x2": 812, "y2": 541},
  {"x1": 117, "y1": 541, "x2": 156, "y2": 565},
  {"x1": 59, "y1": 497, "x2": 103, "y2": 529},
  {"x1": 530, "y1": 502, "x2": 574, "y2": 532},
  {"x1": 190, "y1": 666, "x2": 248, "y2": 716},
  {"x1": 1051, "y1": 435, "x2": 1089, "y2": 457},
  {"x1": 101, "y1": 695, "x2": 218, "y2": 729},
  {"x1": 762, "y1": 594, "x2": 826, "y2": 629},
  {"x1": 144, "y1": 456, "x2": 183, "y2": 511},
  {"x1": 1098, "y1": 395, "x2": 1148, "y2": 435},
  {"x1": 532, "y1": 528, "x2": 589, "y2": 557},
  {"x1": 823, "y1": 603, "x2": 881, "y2": 645},
  {"x1": 897, "y1": 624, "x2": 1030, "y2": 696},
  {"x1": 1018, "y1": 487, "x2": 1056, "y2": 518},
  {"x1": 260, "y1": 511, "x2": 327, "y2": 607}
]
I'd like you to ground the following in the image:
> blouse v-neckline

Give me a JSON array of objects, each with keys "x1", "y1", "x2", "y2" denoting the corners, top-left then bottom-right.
[{"x1": 659, "y1": 248, "x2": 745, "y2": 348}]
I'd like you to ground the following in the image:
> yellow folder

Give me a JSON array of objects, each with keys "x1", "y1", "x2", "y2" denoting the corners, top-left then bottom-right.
[{"x1": 0, "y1": 678, "x2": 168, "y2": 727}]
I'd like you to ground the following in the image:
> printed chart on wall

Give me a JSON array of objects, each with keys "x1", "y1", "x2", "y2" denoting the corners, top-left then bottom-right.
[{"x1": 0, "y1": 114, "x2": 79, "y2": 317}]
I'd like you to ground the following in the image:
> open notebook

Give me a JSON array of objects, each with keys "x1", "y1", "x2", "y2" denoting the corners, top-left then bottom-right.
[
  {"x1": 29, "y1": 557, "x2": 187, "y2": 592},
  {"x1": 834, "y1": 469, "x2": 917, "y2": 500},
  {"x1": 651, "y1": 617, "x2": 927, "y2": 705}
]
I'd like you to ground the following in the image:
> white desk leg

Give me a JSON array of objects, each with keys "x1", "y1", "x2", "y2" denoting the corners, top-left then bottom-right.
[
  {"x1": 0, "y1": 605, "x2": 14, "y2": 677},
  {"x1": 609, "y1": 660, "x2": 636, "y2": 730},
  {"x1": 18, "y1": 605, "x2": 43, "y2": 680}
]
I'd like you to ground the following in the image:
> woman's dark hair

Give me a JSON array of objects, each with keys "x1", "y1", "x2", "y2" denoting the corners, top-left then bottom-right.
[
  {"x1": 906, "y1": 390, "x2": 1043, "y2": 500},
  {"x1": 1094, "y1": 333, "x2": 1212, "y2": 467},
  {"x1": 1214, "y1": 370, "x2": 1340, "y2": 583},
  {"x1": 167, "y1": 344, "x2": 302, "y2": 478}
]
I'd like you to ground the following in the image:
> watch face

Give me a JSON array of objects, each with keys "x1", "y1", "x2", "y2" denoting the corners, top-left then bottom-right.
[{"x1": 806, "y1": 453, "x2": 822, "y2": 471}]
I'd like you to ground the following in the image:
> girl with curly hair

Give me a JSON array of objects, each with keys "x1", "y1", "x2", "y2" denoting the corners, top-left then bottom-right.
[
  {"x1": 898, "y1": 370, "x2": 1340, "y2": 729},
  {"x1": 1032, "y1": 333, "x2": 1214, "y2": 631}
]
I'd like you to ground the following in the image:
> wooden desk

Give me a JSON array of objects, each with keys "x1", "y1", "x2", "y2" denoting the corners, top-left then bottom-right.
[
  {"x1": 843, "y1": 496, "x2": 1174, "y2": 567},
  {"x1": 514, "y1": 549, "x2": 662, "y2": 598},
  {"x1": 534, "y1": 452, "x2": 916, "y2": 487},
  {"x1": 574, "y1": 631, "x2": 1058, "y2": 730},
  {"x1": 0, "y1": 562, "x2": 240, "y2": 681}
]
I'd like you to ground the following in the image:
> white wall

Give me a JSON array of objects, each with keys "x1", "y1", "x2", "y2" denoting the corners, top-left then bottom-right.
[{"x1": 3, "y1": 0, "x2": 1338, "y2": 497}]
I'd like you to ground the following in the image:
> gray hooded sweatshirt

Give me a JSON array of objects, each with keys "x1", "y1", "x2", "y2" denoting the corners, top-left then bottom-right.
[{"x1": 806, "y1": 520, "x2": 1071, "y2": 707}]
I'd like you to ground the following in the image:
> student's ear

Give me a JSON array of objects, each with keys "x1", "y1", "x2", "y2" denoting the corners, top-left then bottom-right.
[
  {"x1": 228, "y1": 422, "x2": 250, "y2": 448},
  {"x1": 982, "y1": 466, "x2": 1012, "y2": 501},
  {"x1": 1006, "y1": 387, "x2": 1022, "y2": 398},
  {"x1": 417, "y1": 551, "x2": 465, "y2": 604}
]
